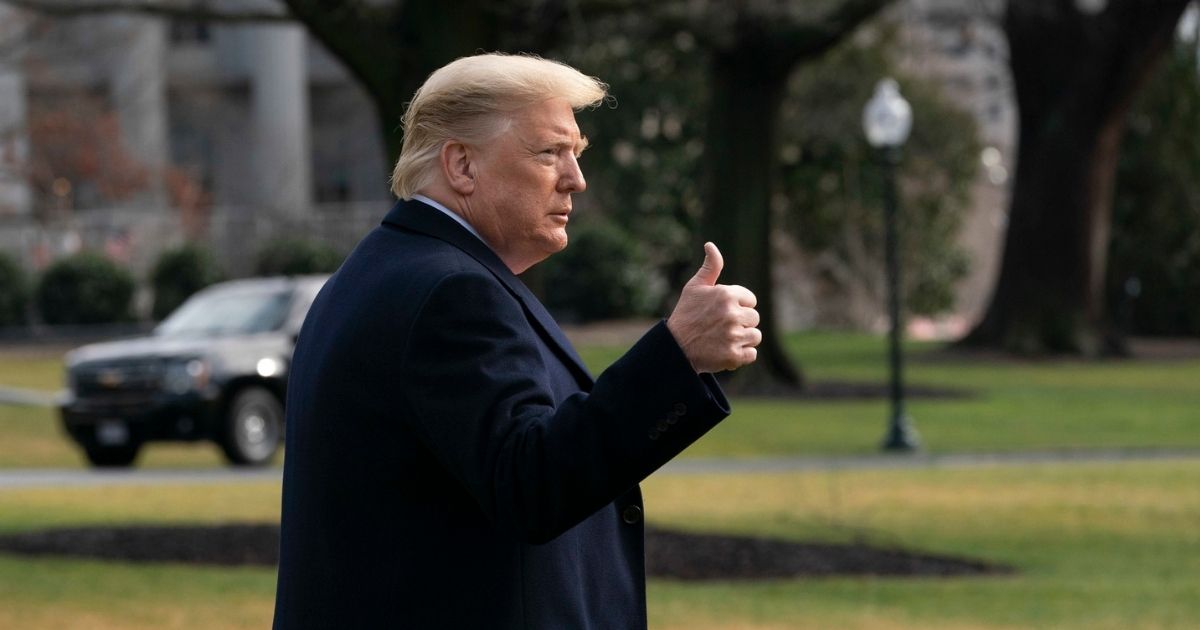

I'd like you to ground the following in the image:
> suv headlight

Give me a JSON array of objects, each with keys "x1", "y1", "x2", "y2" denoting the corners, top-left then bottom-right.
[{"x1": 163, "y1": 358, "x2": 210, "y2": 394}]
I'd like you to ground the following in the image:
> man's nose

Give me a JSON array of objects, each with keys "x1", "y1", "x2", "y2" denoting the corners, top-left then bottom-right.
[{"x1": 559, "y1": 155, "x2": 586, "y2": 193}]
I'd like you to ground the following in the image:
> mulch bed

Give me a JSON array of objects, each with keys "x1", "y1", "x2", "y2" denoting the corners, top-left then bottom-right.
[
  {"x1": 643, "y1": 526, "x2": 1010, "y2": 579},
  {"x1": 0, "y1": 524, "x2": 1011, "y2": 579}
]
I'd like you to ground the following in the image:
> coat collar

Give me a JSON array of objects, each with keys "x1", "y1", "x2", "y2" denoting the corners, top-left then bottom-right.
[{"x1": 382, "y1": 198, "x2": 593, "y2": 385}]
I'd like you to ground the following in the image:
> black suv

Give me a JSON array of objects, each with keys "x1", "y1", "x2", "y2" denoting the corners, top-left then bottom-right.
[{"x1": 59, "y1": 275, "x2": 328, "y2": 468}]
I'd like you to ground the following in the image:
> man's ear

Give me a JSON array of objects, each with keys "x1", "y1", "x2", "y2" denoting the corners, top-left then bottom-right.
[{"x1": 441, "y1": 141, "x2": 475, "y2": 195}]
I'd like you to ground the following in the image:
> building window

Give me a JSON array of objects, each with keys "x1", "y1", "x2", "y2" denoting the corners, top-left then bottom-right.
[
  {"x1": 170, "y1": 19, "x2": 211, "y2": 45},
  {"x1": 316, "y1": 175, "x2": 351, "y2": 204}
]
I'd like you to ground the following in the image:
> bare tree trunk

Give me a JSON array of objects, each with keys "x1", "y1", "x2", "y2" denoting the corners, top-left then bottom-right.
[
  {"x1": 702, "y1": 48, "x2": 802, "y2": 392},
  {"x1": 964, "y1": 0, "x2": 1188, "y2": 355},
  {"x1": 282, "y1": 0, "x2": 507, "y2": 167},
  {"x1": 690, "y1": 0, "x2": 890, "y2": 393}
]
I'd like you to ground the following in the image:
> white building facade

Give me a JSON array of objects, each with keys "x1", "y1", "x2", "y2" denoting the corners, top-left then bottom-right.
[{"x1": 0, "y1": 7, "x2": 391, "y2": 278}]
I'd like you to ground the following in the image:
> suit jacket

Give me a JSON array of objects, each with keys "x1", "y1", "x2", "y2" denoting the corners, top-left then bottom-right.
[{"x1": 273, "y1": 199, "x2": 730, "y2": 629}]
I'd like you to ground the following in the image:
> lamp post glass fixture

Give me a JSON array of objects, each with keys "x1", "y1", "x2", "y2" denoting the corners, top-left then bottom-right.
[{"x1": 863, "y1": 78, "x2": 919, "y2": 452}]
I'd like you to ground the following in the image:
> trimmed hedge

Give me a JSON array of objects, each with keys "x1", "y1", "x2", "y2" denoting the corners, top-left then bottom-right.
[
  {"x1": 151, "y1": 244, "x2": 224, "y2": 320},
  {"x1": 36, "y1": 252, "x2": 135, "y2": 325},
  {"x1": 0, "y1": 253, "x2": 28, "y2": 327},
  {"x1": 255, "y1": 237, "x2": 343, "y2": 276},
  {"x1": 543, "y1": 220, "x2": 657, "y2": 323}
]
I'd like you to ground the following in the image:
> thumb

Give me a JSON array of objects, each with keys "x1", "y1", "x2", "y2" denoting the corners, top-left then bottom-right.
[{"x1": 689, "y1": 242, "x2": 724, "y2": 287}]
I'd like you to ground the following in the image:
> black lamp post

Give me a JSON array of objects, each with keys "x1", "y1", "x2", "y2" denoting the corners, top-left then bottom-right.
[{"x1": 863, "y1": 79, "x2": 920, "y2": 452}]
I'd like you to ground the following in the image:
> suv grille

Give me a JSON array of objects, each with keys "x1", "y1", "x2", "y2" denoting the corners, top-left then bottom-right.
[{"x1": 74, "y1": 361, "x2": 163, "y2": 399}]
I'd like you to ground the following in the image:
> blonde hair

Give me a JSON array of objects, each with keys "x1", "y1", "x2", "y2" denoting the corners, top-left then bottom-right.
[{"x1": 390, "y1": 53, "x2": 609, "y2": 199}]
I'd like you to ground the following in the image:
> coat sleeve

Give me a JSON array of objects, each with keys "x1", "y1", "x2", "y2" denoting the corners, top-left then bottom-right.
[{"x1": 396, "y1": 270, "x2": 730, "y2": 543}]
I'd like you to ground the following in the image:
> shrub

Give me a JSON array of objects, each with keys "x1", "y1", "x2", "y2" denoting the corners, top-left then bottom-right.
[
  {"x1": 255, "y1": 237, "x2": 343, "y2": 276},
  {"x1": 542, "y1": 219, "x2": 659, "y2": 323},
  {"x1": 1109, "y1": 41, "x2": 1200, "y2": 335},
  {"x1": 557, "y1": 20, "x2": 977, "y2": 325},
  {"x1": 150, "y1": 244, "x2": 225, "y2": 320},
  {"x1": 36, "y1": 252, "x2": 135, "y2": 325},
  {"x1": 0, "y1": 253, "x2": 29, "y2": 327},
  {"x1": 779, "y1": 28, "x2": 978, "y2": 319}
]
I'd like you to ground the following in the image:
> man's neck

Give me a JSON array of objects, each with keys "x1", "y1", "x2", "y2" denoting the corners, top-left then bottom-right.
[
  {"x1": 412, "y1": 194, "x2": 488, "y2": 246},
  {"x1": 411, "y1": 190, "x2": 540, "y2": 275}
]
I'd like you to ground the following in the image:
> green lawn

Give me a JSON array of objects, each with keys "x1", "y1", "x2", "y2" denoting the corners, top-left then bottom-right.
[
  {"x1": 1, "y1": 461, "x2": 1196, "y2": 629},
  {"x1": 0, "y1": 355, "x2": 62, "y2": 392},
  {"x1": 582, "y1": 332, "x2": 1200, "y2": 457},
  {"x1": 1, "y1": 333, "x2": 1198, "y2": 628},
  {"x1": 3, "y1": 331, "x2": 1199, "y2": 467},
  {"x1": 642, "y1": 461, "x2": 1200, "y2": 629},
  {"x1": 0, "y1": 404, "x2": 231, "y2": 469}
]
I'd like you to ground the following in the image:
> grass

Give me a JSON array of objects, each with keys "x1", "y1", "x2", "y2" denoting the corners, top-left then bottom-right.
[
  {"x1": 584, "y1": 332, "x2": 1200, "y2": 456},
  {"x1": 0, "y1": 482, "x2": 284, "y2": 629},
  {"x1": 3, "y1": 330, "x2": 1200, "y2": 466},
  {"x1": 0, "y1": 483, "x2": 282, "y2": 534},
  {"x1": 1, "y1": 332, "x2": 1198, "y2": 627},
  {"x1": 0, "y1": 557, "x2": 276, "y2": 630},
  {"x1": 642, "y1": 461, "x2": 1200, "y2": 630},
  {"x1": 0, "y1": 461, "x2": 1196, "y2": 629},
  {"x1": 0, "y1": 404, "x2": 231, "y2": 468},
  {"x1": 0, "y1": 355, "x2": 62, "y2": 392}
]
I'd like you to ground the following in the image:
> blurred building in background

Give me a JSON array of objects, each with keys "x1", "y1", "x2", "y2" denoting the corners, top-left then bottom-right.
[
  {"x1": 772, "y1": 0, "x2": 1015, "y2": 332},
  {"x1": 0, "y1": 1, "x2": 1017, "y2": 329},
  {"x1": 0, "y1": 8, "x2": 390, "y2": 278},
  {"x1": 898, "y1": 0, "x2": 1014, "y2": 328}
]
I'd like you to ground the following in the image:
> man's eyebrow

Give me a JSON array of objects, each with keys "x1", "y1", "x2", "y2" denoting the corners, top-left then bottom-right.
[{"x1": 537, "y1": 134, "x2": 589, "y2": 155}]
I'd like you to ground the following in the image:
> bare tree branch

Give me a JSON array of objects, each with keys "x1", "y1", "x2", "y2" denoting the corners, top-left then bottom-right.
[
  {"x1": 279, "y1": 0, "x2": 397, "y2": 115},
  {"x1": 617, "y1": 0, "x2": 893, "y2": 57},
  {"x1": 3, "y1": 0, "x2": 292, "y2": 23},
  {"x1": 774, "y1": 0, "x2": 893, "y2": 60}
]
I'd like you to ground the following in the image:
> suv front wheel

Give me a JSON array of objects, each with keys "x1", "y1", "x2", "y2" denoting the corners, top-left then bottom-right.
[{"x1": 219, "y1": 386, "x2": 283, "y2": 466}]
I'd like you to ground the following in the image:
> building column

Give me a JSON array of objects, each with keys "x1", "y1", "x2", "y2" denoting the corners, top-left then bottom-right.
[
  {"x1": 0, "y1": 6, "x2": 31, "y2": 217},
  {"x1": 109, "y1": 14, "x2": 170, "y2": 209},
  {"x1": 249, "y1": 23, "x2": 312, "y2": 217}
]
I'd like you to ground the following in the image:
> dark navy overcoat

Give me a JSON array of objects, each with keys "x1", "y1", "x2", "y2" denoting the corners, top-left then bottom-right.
[{"x1": 273, "y1": 199, "x2": 730, "y2": 629}]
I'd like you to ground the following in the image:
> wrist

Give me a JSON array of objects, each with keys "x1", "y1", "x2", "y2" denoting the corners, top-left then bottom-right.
[{"x1": 663, "y1": 317, "x2": 700, "y2": 374}]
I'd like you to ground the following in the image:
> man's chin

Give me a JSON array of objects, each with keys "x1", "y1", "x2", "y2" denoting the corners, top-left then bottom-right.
[
  {"x1": 523, "y1": 236, "x2": 569, "y2": 271},
  {"x1": 550, "y1": 230, "x2": 569, "y2": 252}
]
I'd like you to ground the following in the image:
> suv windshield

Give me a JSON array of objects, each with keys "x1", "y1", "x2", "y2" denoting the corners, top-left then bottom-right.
[{"x1": 156, "y1": 286, "x2": 294, "y2": 337}]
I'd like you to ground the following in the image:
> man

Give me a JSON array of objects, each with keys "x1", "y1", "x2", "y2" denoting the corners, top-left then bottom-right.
[{"x1": 273, "y1": 53, "x2": 761, "y2": 629}]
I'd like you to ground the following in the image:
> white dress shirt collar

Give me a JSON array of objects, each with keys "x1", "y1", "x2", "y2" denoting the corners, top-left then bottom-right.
[{"x1": 412, "y1": 194, "x2": 489, "y2": 247}]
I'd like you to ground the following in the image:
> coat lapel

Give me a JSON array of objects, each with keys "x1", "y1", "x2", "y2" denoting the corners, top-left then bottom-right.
[{"x1": 382, "y1": 199, "x2": 594, "y2": 387}]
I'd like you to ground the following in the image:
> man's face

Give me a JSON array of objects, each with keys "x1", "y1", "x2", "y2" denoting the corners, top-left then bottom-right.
[{"x1": 467, "y1": 97, "x2": 588, "y2": 273}]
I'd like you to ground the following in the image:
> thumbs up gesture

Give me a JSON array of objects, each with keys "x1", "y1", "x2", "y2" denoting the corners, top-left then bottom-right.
[{"x1": 666, "y1": 242, "x2": 762, "y2": 373}]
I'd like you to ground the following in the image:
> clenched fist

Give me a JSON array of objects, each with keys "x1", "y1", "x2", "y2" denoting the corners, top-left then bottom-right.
[{"x1": 666, "y1": 242, "x2": 762, "y2": 373}]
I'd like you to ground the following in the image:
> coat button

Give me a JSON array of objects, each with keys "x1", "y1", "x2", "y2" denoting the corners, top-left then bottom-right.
[
  {"x1": 622, "y1": 505, "x2": 643, "y2": 524},
  {"x1": 648, "y1": 429, "x2": 659, "y2": 440},
  {"x1": 656, "y1": 419, "x2": 669, "y2": 431},
  {"x1": 673, "y1": 403, "x2": 687, "y2": 416}
]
